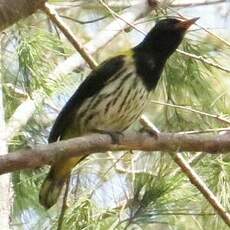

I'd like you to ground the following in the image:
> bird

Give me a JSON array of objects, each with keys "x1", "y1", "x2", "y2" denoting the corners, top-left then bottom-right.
[{"x1": 39, "y1": 17, "x2": 199, "y2": 209}]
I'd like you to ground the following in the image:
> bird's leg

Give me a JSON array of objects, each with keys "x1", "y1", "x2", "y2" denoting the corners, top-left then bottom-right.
[{"x1": 92, "y1": 129, "x2": 124, "y2": 144}]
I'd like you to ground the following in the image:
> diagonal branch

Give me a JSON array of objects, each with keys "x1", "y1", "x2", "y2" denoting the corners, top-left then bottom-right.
[
  {"x1": 176, "y1": 49, "x2": 230, "y2": 73},
  {"x1": 170, "y1": 152, "x2": 230, "y2": 226},
  {"x1": 140, "y1": 115, "x2": 230, "y2": 226},
  {"x1": 4, "y1": 91, "x2": 44, "y2": 142},
  {"x1": 41, "y1": 2, "x2": 97, "y2": 69},
  {"x1": 54, "y1": 0, "x2": 227, "y2": 11},
  {"x1": 174, "y1": 11, "x2": 230, "y2": 48},
  {"x1": 98, "y1": 0, "x2": 147, "y2": 35},
  {"x1": 96, "y1": 0, "x2": 230, "y2": 73},
  {"x1": 172, "y1": 0, "x2": 227, "y2": 8},
  {"x1": 44, "y1": 0, "x2": 153, "y2": 78}
]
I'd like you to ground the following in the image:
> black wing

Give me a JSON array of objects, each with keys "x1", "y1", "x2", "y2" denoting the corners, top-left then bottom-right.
[{"x1": 48, "y1": 55, "x2": 126, "y2": 143}]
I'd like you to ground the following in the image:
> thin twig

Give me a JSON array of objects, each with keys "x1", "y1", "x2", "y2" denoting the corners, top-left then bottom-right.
[
  {"x1": 41, "y1": 2, "x2": 97, "y2": 69},
  {"x1": 172, "y1": 152, "x2": 207, "y2": 176},
  {"x1": 172, "y1": 0, "x2": 228, "y2": 8},
  {"x1": 140, "y1": 115, "x2": 230, "y2": 226},
  {"x1": 175, "y1": 11, "x2": 230, "y2": 48},
  {"x1": 117, "y1": 152, "x2": 207, "y2": 176},
  {"x1": 53, "y1": 0, "x2": 227, "y2": 11},
  {"x1": 44, "y1": 1, "x2": 230, "y2": 77},
  {"x1": 170, "y1": 152, "x2": 230, "y2": 226},
  {"x1": 179, "y1": 127, "x2": 230, "y2": 134},
  {"x1": 98, "y1": 0, "x2": 147, "y2": 35},
  {"x1": 89, "y1": 152, "x2": 127, "y2": 199},
  {"x1": 197, "y1": 24, "x2": 230, "y2": 47},
  {"x1": 151, "y1": 100, "x2": 230, "y2": 125},
  {"x1": 98, "y1": 0, "x2": 230, "y2": 73},
  {"x1": 60, "y1": 14, "x2": 109, "y2": 25},
  {"x1": 48, "y1": 0, "x2": 152, "y2": 79},
  {"x1": 177, "y1": 50, "x2": 230, "y2": 73}
]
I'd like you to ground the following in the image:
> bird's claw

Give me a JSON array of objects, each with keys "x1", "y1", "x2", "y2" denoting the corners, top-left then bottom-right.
[{"x1": 93, "y1": 129, "x2": 124, "y2": 144}]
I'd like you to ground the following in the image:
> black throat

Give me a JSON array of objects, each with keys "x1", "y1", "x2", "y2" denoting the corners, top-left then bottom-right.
[
  {"x1": 133, "y1": 44, "x2": 169, "y2": 91},
  {"x1": 133, "y1": 23, "x2": 184, "y2": 91}
]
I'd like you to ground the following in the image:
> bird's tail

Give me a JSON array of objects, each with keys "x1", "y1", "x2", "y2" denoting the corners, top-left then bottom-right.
[
  {"x1": 39, "y1": 170, "x2": 66, "y2": 209},
  {"x1": 39, "y1": 157, "x2": 82, "y2": 209}
]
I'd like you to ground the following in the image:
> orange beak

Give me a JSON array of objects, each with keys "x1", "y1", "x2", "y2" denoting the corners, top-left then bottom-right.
[{"x1": 176, "y1": 17, "x2": 199, "y2": 30}]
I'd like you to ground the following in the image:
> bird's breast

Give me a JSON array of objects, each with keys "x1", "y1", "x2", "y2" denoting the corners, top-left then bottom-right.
[{"x1": 74, "y1": 68, "x2": 151, "y2": 135}]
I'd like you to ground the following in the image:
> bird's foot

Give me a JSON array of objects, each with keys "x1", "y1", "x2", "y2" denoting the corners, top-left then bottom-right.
[{"x1": 93, "y1": 129, "x2": 124, "y2": 144}]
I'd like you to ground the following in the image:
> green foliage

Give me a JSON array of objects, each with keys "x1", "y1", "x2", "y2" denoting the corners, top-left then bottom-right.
[
  {"x1": 59, "y1": 197, "x2": 95, "y2": 230},
  {"x1": 11, "y1": 169, "x2": 49, "y2": 229},
  {"x1": 151, "y1": 38, "x2": 229, "y2": 132},
  {"x1": 16, "y1": 27, "x2": 66, "y2": 95}
]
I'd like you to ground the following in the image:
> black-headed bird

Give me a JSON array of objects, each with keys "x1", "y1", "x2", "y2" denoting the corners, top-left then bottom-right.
[{"x1": 39, "y1": 17, "x2": 199, "y2": 209}]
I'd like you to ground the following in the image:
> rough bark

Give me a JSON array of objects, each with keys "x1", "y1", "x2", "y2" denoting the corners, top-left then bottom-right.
[
  {"x1": 0, "y1": 0, "x2": 46, "y2": 31},
  {"x1": 0, "y1": 131, "x2": 230, "y2": 175}
]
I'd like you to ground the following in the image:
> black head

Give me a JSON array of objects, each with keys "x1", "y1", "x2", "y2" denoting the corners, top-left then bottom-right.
[{"x1": 138, "y1": 17, "x2": 199, "y2": 58}]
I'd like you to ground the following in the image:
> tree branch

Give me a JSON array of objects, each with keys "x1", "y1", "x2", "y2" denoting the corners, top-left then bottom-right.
[
  {"x1": 0, "y1": 0, "x2": 46, "y2": 31},
  {"x1": 41, "y1": 2, "x2": 98, "y2": 69},
  {"x1": 170, "y1": 152, "x2": 230, "y2": 226},
  {"x1": 98, "y1": 0, "x2": 147, "y2": 35},
  {"x1": 140, "y1": 116, "x2": 230, "y2": 226},
  {"x1": 54, "y1": 0, "x2": 227, "y2": 11},
  {"x1": 45, "y1": 0, "x2": 153, "y2": 78},
  {"x1": 151, "y1": 100, "x2": 230, "y2": 125},
  {"x1": 4, "y1": 91, "x2": 44, "y2": 142},
  {"x1": 174, "y1": 11, "x2": 230, "y2": 48},
  {"x1": 176, "y1": 49, "x2": 230, "y2": 73},
  {"x1": 172, "y1": 0, "x2": 227, "y2": 8},
  {"x1": 0, "y1": 131, "x2": 230, "y2": 175}
]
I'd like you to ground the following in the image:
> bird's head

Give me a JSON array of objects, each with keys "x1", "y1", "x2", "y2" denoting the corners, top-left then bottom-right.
[{"x1": 140, "y1": 17, "x2": 199, "y2": 58}]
